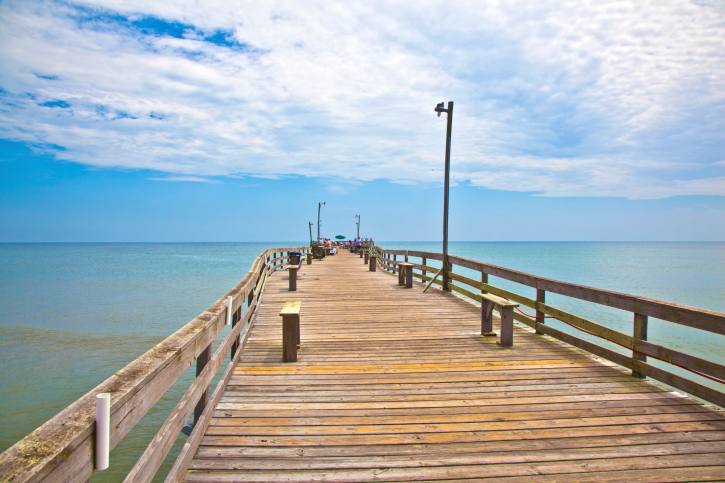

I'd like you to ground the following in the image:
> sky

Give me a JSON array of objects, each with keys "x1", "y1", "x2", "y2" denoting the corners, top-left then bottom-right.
[{"x1": 0, "y1": 0, "x2": 724, "y2": 241}]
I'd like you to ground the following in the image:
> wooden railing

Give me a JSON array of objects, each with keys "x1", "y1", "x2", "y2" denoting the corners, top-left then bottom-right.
[
  {"x1": 0, "y1": 246, "x2": 309, "y2": 483},
  {"x1": 373, "y1": 246, "x2": 725, "y2": 408}
]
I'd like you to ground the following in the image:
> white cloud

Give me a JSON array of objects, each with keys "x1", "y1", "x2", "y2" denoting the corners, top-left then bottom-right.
[
  {"x1": 0, "y1": 0, "x2": 723, "y2": 198},
  {"x1": 148, "y1": 175, "x2": 217, "y2": 183}
]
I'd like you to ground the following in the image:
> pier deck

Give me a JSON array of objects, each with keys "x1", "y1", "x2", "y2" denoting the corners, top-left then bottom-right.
[{"x1": 184, "y1": 250, "x2": 725, "y2": 482}]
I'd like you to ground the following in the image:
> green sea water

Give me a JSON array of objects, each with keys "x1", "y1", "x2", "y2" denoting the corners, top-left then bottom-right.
[{"x1": 0, "y1": 242, "x2": 723, "y2": 481}]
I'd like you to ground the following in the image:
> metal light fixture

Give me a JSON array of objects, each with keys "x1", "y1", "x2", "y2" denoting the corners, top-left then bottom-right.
[
  {"x1": 317, "y1": 201, "x2": 326, "y2": 241},
  {"x1": 435, "y1": 101, "x2": 453, "y2": 291}
]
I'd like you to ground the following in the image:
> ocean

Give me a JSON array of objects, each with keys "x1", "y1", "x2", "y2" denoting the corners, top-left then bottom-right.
[{"x1": 0, "y1": 242, "x2": 723, "y2": 481}]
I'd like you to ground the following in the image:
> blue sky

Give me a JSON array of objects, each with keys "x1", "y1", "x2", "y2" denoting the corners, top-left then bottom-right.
[{"x1": 1, "y1": 1, "x2": 724, "y2": 241}]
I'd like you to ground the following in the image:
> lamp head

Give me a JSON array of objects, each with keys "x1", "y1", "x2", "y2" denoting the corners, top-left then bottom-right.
[{"x1": 434, "y1": 102, "x2": 446, "y2": 117}]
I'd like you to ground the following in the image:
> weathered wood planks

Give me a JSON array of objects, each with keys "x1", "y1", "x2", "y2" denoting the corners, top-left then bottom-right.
[{"x1": 182, "y1": 250, "x2": 725, "y2": 482}]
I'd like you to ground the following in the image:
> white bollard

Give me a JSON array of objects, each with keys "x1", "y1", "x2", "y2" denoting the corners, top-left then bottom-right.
[
  {"x1": 95, "y1": 393, "x2": 110, "y2": 471},
  {"x1": 226, "y1": 296, "x2": 234, "y2": 326}
]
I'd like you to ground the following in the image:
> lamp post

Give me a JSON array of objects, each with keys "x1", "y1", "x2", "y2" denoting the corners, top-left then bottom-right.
[
  {"x1": 317, "y1": 201, "x2": 326, "y2": 242},
  {"x1": 435, "y1": 101, "x2": 453, "y2": 291},
  {"x1": 308, "y1": 221, "x2": 314, "y2": 245},
  {"x1": 355, "y1": 214, "x2": 360, "y2": 239}
]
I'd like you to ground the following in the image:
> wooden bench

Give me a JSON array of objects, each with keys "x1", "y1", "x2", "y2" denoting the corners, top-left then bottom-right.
[
  {"x1": 398, "y1": 262, "x2": 414, "y2": 288},
  {"x1": 279, "y1": 301, "x2": 301, "y2": 362},
  {"x1": 287, "y1": 264, "x2": 300, "y2": 291},
  {"x1": 480, "y1": 292, "x2": 519, "y2": 347}
]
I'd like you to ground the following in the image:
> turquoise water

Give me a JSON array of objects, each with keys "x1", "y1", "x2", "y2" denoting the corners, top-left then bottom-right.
[{"x1": 0, "y1": 242, "x2": 723, "y2": 480}]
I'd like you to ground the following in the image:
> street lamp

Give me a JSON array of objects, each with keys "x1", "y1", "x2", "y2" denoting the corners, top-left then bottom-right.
[
  {"x1": 355, "y1": 214, "x2": 360, "y2": 239},
  {"x1": 317, "y1": 201, "x2": 326, "y2": 241},
  {"x1": 435, "y1": 101, "x2": 453, "y2": 291}
]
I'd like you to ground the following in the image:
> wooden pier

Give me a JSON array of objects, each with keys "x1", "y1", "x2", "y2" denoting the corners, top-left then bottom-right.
[{"x1": 1, "y1": 246, "x2": 724, "y2": 482}]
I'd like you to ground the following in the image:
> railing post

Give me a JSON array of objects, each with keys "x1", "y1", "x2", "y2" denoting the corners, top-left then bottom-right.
[
  {"x1": 289, "y1": 265, "x2": 298, "y2": 291},
  {"x1": 422, "y1": 256, "x2": 427, "y2": 279},
  {"x1": 393, "y1": 254, "x2": 397, "y2": 274},
  {"x1": 442, "y1": 258, "x2": 450, "y2": 291},
  {"x1": 632, "y1": 313, "x2": 648, "y2": 378},
  {"x1": 536, "y1": 289, "x2": 545, "y2": 334},
  {"x1": 194, "y1": 343, "x2": 212, "y2": 424},
  {"x1": 369, "y1": 252, "x2": 377, "y2": 272},
  {"x1": 231, "y1": 307, "x2": 240, "y2": 360}
]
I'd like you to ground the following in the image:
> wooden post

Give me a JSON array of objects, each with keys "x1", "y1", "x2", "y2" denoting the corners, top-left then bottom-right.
[
  {"x1": 481, "y1": 298, "x2": 494, "y2": 336},
  {"x1": 405, "y1": 265, "x2": 413, "y2": 288},
  {"x1": 422, "y1": 256, "x2": 427, "y2": 279},
  {"x1": 398, "y1": 262, "x2": 405, "y2": 285},
  {"x1": 369, "y1": 253, "x2": 377, "y2": 272},
  {"x1": 393, "y1": 254, "x2": 397, "y2": 274},
  {"x1": 280, "y1": 301, "x2": 301, "y2": 363},
  {"x1": 359, "y1": 249, "x2": 363, "y2": 258},
  {"x1": 499, "y1": 307, "x2": 514, "y2": 347},
  {"x1": 288, "y1": 265, "x2": 298, "y2": 291},
  {"x1": 364, "y1": 251, "x2": 369, "y2": 264},
  {"x1": 633, "y1": 313, "x2": 648, "y2": 378},
  {"x1": 536, "y1": 289, "x2": 545, "y2": 334},
  {"x1": 231, "y1": 308, "x2": 240, "y2": 360},
  {"x1": 306, "y1": 252, "x2": 312, "y2": 265},
  {"x1": 194, "y1": 343, "x2": 212, "y2": 424}
]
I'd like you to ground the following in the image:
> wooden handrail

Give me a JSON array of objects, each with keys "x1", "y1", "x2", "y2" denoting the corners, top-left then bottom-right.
[
  {"x1": 375, "y1": 246, "x2": 725, "y2": 408},
  {"x1": 0, "y1": 246, "x2": 309, "y2": 482}
]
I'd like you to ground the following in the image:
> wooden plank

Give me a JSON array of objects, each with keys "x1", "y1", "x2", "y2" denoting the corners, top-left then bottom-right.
[
  {"x1": 180, "y1": 250, "x2": 724, "y2": 483},
  {"x1": 635, "y1": 338, "x2": 725, "y2": 380},
  {"x1": 280, "y1": 301, "x2": 302, "y2": 315}
]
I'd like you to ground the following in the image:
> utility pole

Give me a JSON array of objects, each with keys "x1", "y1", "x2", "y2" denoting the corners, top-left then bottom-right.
[
  {"x1": 434, "y1": 101, "x2": 454, "y2": 291},
  {"x1": 308, "y1": 221, "x2": 314, "y2": 245},
  {"x1": 317, "y1": 201, "x2": 325, "y2": 241},
  {"x1": 355, "y1": 214, "x2": 360, "y2": 239}
]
